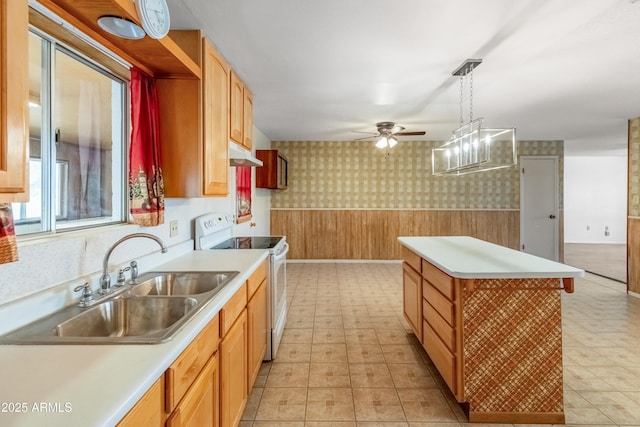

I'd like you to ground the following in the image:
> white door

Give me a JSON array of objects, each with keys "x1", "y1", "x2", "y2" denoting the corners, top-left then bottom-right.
[{"x1": 520, "y1": 156, "x2": 559, "y2": 260}]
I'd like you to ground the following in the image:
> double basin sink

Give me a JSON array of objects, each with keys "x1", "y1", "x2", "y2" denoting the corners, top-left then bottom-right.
[{"x1": 0, "y1": 271, "x2": 239, "y2": 344}]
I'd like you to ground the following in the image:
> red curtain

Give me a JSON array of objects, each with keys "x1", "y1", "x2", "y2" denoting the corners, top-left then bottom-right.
[
  {"x1": 129, "y1": 67, "x2": 165, "y2": 226},
  {"x1": 0, "y1": 203, "x2": 18, "y2": 264},
  {"x1": 236, "y1": 166, "x2": 252, "y2": 223}
]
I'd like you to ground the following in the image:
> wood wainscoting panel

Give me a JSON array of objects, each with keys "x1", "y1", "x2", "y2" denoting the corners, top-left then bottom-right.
[
  {"x1": 628, "y1": 217, "x2": 640, "y2": 293},
  {"x1": 271, "y1": 210, "x2": 520, "y2": 260}
]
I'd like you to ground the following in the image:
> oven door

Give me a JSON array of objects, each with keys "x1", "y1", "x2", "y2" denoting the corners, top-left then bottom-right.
[{"x1": 269, "y1": 242, "x2": 289, "y2": 360}]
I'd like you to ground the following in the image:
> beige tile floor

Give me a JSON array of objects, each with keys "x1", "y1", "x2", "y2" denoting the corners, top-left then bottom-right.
[{"x1": 240, "y1": 262, "x2": 640, "y2": 427}]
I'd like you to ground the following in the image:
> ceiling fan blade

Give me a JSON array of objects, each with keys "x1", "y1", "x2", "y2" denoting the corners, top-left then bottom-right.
[
  {"x1": 352, "y1": 135, "x2": 378, "y2": 141},
  {"x1": 351, "y1": 130, "x2": 378, "y2": 135},
  {"x1": 395, "y1": 131, "x2": 426, "y2": 136}
]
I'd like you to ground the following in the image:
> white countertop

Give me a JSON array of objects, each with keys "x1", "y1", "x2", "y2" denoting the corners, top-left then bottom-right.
[
  {"x1": 398, "y1": 236, "x2": 584, "y2": 279},
  {"x1": 0, "y1": 249, "x2": 269, "y2": 427}
]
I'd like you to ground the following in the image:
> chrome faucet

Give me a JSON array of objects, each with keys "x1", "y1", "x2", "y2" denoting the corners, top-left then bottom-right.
[{"x1": 99, "y1": 233, "x2": 168, "y2": 294}]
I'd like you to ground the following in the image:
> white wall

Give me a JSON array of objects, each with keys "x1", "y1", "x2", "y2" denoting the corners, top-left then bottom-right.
[
  {"x1": 564, "y1": 156, "x2": 627, "y2": 244},
  {"x1": 0, "y1": 127, "x2": 272, "y2": 307}
]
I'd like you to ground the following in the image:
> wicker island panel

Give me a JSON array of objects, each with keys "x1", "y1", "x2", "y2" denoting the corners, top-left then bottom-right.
[{"x1": 462, "y1": 277, "x2": 564, "y2": 415}]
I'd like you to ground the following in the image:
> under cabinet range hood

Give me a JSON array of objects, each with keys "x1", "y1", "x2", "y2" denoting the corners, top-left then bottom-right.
[{"x1": 229, "y1": 143, "x2": 263, "y2": 167}]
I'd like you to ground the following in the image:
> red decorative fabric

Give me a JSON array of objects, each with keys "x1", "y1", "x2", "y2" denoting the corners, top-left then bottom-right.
[
  {"x1": 236, "y1": 166, "x2": 252, "y2": 223},
  {"x1": 0, "y1": 203, "x2": 18, "y2": 264},
  {"x1": 129, "y1": 67, "x2": 165, "y2": 226}
]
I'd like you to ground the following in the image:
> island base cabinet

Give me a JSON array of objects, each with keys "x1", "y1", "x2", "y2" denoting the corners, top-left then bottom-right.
[
  {"x1": 166, "y1": 354, "x2": 219, "y2": 427},
  {"x1": 402, "y1": 262, "x2": 422, "y2": 342},
  {"x1": 220, "y1": 308, "x2": 248, "y2": 427},
  {"x1": 461, "y1": 277, "x2": 565, "y2": 424},
  {"x1": 402, "y1": 246, "x2": 568, "y2": 424}
]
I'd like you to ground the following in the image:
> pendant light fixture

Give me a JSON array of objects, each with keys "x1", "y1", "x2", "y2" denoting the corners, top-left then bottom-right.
[{"x1": 432, "y1": 59, "x2": 517, "y2": 176}]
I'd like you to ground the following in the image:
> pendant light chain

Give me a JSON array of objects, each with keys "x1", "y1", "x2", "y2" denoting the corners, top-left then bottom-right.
[
  {"x1": 469, "y1": 68, "x2": 474, "y2": 123},
  {"x1": 459, "y1": 75, "x2": 464, "y2": 127}
]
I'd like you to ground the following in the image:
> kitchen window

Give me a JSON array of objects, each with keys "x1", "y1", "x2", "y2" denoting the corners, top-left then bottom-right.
[{"x1": 12, "y1": 23, "x2": 127, "y2": 235}]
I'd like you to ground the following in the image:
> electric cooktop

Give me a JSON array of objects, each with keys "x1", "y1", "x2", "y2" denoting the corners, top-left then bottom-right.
[{"x1": 211, "y1": 236, "x2": 284, "y2": 250}]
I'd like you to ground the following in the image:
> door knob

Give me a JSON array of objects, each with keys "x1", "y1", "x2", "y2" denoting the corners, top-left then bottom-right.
[{"x1": 549, "y1": 214, "x2": 556, "y2": 219}]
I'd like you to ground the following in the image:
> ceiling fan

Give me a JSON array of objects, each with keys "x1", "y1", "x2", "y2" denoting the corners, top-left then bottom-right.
[{"x1": 353, "y1": 121, "x2": 426, "y2": 150}]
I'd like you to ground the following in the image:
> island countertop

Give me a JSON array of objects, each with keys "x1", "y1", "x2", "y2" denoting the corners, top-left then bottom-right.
[{"x1": 398, "y1": 236, "x2": 584, "y2": 279}]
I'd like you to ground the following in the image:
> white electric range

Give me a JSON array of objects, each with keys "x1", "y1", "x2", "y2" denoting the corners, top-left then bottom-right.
[{"x1": 195, "y1": 213, "x2": 288, "y2": 360}]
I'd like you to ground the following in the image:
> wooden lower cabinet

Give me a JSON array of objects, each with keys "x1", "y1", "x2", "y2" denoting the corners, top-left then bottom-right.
[
  {"x1": 402, "y1": 262, "x2": 422, "y2": 342},
  {"x1": 247, "y1": 278, "x2": 268, "y2": 390},
  {"x1": 116, "y1": 377, "x2": 165, "y2": 427},
  {"x1": 166, "y1": 316, "x2": 219, "y2": 412},
  {"x1": 402, "y1": 246, "x2": 567, "y2": 424},
  {"x1": 117, "y1": 261, "x2": 268, "y2": 427},
  {"x1": 220, "y1": 308, "x2": 248, "y2": 427},
  {"x1": 166, "y1": 354, "x2": 219, "y2": 427}
]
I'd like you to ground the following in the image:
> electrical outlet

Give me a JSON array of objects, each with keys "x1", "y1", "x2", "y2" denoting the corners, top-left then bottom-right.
[{"x1": 169, "y1": 220, "x2": 178, "y2": 237}]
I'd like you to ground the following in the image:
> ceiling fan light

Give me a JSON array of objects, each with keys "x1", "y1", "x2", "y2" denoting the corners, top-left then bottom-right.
[
  {"x1": 375, "y1": 137, "x2": 388, "y2": 149},
  {"x1": 388, "y1": 136, "x2": 398, "y2": 148}
]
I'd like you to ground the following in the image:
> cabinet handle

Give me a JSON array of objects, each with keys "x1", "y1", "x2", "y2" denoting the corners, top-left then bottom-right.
[{"x1": 549, "y1": 214, "x2": 556, "y2": 219}]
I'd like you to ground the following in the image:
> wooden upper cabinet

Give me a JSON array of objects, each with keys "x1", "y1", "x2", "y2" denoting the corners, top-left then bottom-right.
[
  {"x1": 242, "y1": 87, "x2": 253, "y2": 150},
  {"x1": 0, "y1": 0, "x2": 29, "y2": 203},
  {"x1": 229, "y1": 70, "x2": 253, "y2": 150},
  {"x1": 229, "y1": 70, "x2": 244, "y2": 145},
  {"x1": 158, "y1": 33, "x2": 230, "y2": 197},
  {"x1": 202, "y1": 38, "x2": 230, "y2": 196}
]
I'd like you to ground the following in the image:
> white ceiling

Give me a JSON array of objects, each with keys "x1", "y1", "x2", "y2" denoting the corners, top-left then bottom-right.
[{"x1": 167, "y1": 0, "x2": 640, "y2": 156}]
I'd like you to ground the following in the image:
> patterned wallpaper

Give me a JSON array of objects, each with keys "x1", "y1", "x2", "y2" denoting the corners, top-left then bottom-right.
[
  {"x1": 630, "y1": 117, "x2": 640, "y2": 217},
  {"x1": 270, "y1": 140, "x2": 563, "y2": 210}
]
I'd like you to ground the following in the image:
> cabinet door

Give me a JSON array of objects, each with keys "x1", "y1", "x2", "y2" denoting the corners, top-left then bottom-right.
[
  {"x1": 220, "y1": 308, "x2": 248, "y2": 427},
  {"x1": 247, "y1": 279, "x2": 268, "y2": 391},
  {"x1": 242, "y1": 87, "x2": 253, "y2": 150},
  {"x1": 229, "y1": 70, "x2": 244, "y2": 145},
  {"x1": 117, "y1": 377, "x2": 164, "y2": 427},
  {"x1": 166, "y1": 314, "x2": 219, "y2": 412},
  {"x1": 402, "y1": 262, "x2": 422, "y2": 342},
  {"x1": 0, "y1": 0, "x2": 29, "y2": 202},
  {"x1": 202, "y1": 38, "x2": 230, "y2": 196},
  {"x1": 166, "y1": 354, "x2": 219, "y2": 427}
]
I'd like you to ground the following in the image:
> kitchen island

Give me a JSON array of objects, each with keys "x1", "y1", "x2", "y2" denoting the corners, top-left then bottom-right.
[{"x1": 398, "y1": 236, "x2": 584, "y2": 424}]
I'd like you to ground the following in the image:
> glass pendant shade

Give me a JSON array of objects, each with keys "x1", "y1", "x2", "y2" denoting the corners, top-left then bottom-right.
[
  {"x1": 432, "y1": 119, "x2": 516, "y2": 176},
  {"x1": 375, "y1": 137, "x2": 388, "y2": 149}
]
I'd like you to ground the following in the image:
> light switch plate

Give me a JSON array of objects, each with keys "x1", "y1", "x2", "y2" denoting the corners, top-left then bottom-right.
[{"x1": 169, "y1": 220, "x2": 178, "y2": 237}]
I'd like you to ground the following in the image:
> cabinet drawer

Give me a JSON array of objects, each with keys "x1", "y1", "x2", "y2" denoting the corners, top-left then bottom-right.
[
  {"x1": 247, "y1": 260, "x2": 267, "y2": 300},
  {"x1": 423, "y1": 299, "x2": 455, "y2": 351},
  {"x1": 166, "y1": 315, "x2": 219, "y2": 412},
  {"x1": 423, "y1": 320, "x2": 456, "y2": 395},
  {"x1": 402, "y1": 247, "x2": 422, "y2": 273},
  {"x1": 166, "y1": 353, "x2": 218, "y2": 427},
  {"x1": 423, "y1": 280, "x2": 454, "y2": 326},
  {"x1": 422, "y1": 260, "x2": 453, "y2": 299},
  {"x1": 220, "y1": 282, "x2": 248, "y2": 337}
]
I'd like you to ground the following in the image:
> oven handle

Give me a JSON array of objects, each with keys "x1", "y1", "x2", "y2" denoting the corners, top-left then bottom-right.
[{"x1": 273, "y1": 243, "x2": 289, "y2": 262}]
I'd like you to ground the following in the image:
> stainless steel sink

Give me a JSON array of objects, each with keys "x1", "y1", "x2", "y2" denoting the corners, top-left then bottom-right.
[
  {"x1": 130, "y1": 271, "x2": 238, "y2": 296},
  {"x1": 55, "y1": 297, "x2": 197, "y2": 339},
  {"x1": 0, "y1": 270, "x2": 240, "y2": 344}
]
